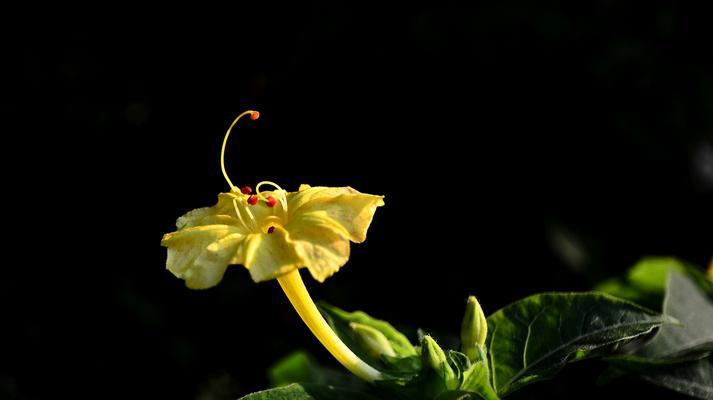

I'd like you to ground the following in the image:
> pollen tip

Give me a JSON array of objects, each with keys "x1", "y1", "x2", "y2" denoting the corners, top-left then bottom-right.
[
  {"x1": 247, "y1": 195, "x2": 259, "y2": 205},
  {"x1": 250, "y1": 111, "x2": 260, "y2": 120},
  {"x1": 240, "y1": 186, "x2": 253, "y2": 195},
  {"x1": 266, "y1": 196, "x2": 277, "y2": 207},
  {"x1": 267, "y1": 226, "x2": 275, "y2": 234}
]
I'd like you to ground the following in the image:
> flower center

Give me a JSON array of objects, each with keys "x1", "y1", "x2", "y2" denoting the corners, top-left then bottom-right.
[
  {"x1": 255, "y1": 181, "x2": 289, "y2": 221},
  {"x1": 218, "y1": 110, "x2": 291, "y2": 234}
]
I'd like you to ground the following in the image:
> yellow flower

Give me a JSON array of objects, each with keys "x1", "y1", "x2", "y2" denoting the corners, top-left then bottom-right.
[
  {"x1": 161, "y1": 183, "x2": 384, "y2": 288},
  {"x1": 160, "y1": 110, "x2": 385, "y2": 382}
]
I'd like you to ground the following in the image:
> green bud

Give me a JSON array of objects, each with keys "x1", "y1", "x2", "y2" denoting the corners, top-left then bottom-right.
[
  {"x1": 421, "y1": 335, "x2": 458, "y2": 390},
  {"x1": 350, "y1": 322, "x2": 396, "y2": 358},
  {"x1": 460, "y1": 296, "x2": 488, "y2": 361}
]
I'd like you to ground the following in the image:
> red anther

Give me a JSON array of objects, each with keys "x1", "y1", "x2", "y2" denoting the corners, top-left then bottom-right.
[
  {"x1": 240, "y1": 186, "x2": 252, "y2": 195},
  {"x1": 250, "y1": 111, "x2": 260, "y2": 120},
  {"x1": 266, "y1": 196, "x2": 277, "y2": 207},
  {"x1": 247, "y1": 195, "x2": 259, "y2": 205},
  {"x1": 267, "y1": 226, "x2": 275, "y2": 234}
]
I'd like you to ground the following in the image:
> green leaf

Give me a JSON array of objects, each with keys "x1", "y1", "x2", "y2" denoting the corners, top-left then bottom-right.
[
  {"x1": 239, "y1": 383, "x2": 381, "y2": 400},
  {"x1": 318, "y1": 303, "x2": 419, "y2": 377},
  {"x1": 486, "y1": 292, "x2": 671, "y2": 396},
  {"x1": 637, "y1": 271, "x2": 713, "y2": 360},
  {"x1": 684, "y1": 264, "x2": 713, "y2": 299},
  {"x1": 447, "y1": 350, "x2": 472, "y2": 384},
  {"x1": 268, "y1": 351, "x2": 366, "y2": 390},
  {"x1": 594, "y1": 278, "x2": 656, "y2": 306},
  {"x1": 373, "y1": 345, "x2": 470, "y2": 400},
  {"x1": 595, "y1": 256, "x2": 713, "y2": 308},
  {"x1": 269, "y1": 351, "x2": 314, "y2": 386},
  {"x1": 612, "y1": 357, "x2": 713, "y2": 400},
  {"x1": 601, "y1": 273, "x2": 713, "y2": 398},
  {"x1": 434, "y1": 391, "x2": 485, "y2": 400},
  {"x1": 627, "y1": 257, "x2": 687, "y2": 294},
  {"x1": 460, "y1": 345, "x2": 499, "y2": 400},
  {"x1": 318, "y1": 303, "x2": 416, "y2": 357},
  {"x1": 639, "y1": 358, "x2": 713, "y2": 399},
  {"x1": 594, "y1": 257, "x2": 687, "y2": 308}
]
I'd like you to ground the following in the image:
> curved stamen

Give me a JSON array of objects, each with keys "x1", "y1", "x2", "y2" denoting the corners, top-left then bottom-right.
[
  {"x1": 232, "y1": 197, "x2": 259, "y2": 232},
  {"x1": 220, "y1": 110, "x2": 260, "y2": 190},
  {"x1": 232, "y1": 198, "x2": 250, "y2": 231},
  {"x1": 243, "y1": 202, "x2": 258, "y2": 229},
  {"x1": 256, "y1": 181, "x2": 289, "y2": 220},
  {"x1": 255, "y1": 181, "x2": 285, "y2": 199}
]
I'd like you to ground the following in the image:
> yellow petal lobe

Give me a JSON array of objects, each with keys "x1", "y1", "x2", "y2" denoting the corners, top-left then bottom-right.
[
  {"x1": 241, "y1": 226, "x2": 303, "y2": 282},
  {"x1": 161, "y1": 225, "x2": 245, "y2": 289},
  {"x1": 288, "y1": 186, "x2": 384, "y2": 243}
]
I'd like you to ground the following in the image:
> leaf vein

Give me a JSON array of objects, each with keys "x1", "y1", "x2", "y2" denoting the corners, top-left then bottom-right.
[
  {"x1": 523, "y1": 308, "x2": 547, "y2": 370},
  {"x1": 501, "y1": 320, "x2": 661, "y2": 392}
]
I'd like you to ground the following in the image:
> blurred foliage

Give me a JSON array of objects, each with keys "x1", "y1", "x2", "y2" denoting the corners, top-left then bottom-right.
[{"x1": 596, "y1": 257, "x2": 713, "y2": 309}]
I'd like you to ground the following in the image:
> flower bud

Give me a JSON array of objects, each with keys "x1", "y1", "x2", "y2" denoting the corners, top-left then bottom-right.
[
  {"x1": 460, "y1": 296, "x2": 488, "y2": 361},
  {"x1": 350, "y1": 322, "x2": 396, "y2": 358},
  {"x1": 421, "y1": 335, "x2": 458, "y2": 389}
]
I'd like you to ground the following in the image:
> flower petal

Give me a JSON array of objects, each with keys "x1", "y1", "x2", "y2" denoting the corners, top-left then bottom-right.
[
  {"x1": 287, "y1": 213, "x2": 351, "y2": 282},
  {"x1": 287, "y1": 186, "x2": 384, "y2": 243},
  {"x1": 177, "y1": 191, "x2": 279, "y2": 230},
  {"x1": 177, "y1": 193, "x2": 236, "y2": 229},
  {"x1": 241, "y1": 226, "x2": 304, "y2": 282},
  {"x1": 161, "y1": 225, "x2": 246, "y2": 289}
]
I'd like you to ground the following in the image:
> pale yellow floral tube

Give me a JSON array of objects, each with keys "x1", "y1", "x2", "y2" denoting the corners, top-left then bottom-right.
[{"x1": 277, "y1": 269, "x2": 383, "y2": 382}]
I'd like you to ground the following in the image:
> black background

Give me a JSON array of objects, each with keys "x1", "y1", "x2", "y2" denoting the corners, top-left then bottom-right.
[{"x1": 4, "y1": 3, "x2": 713, "y2": 399}]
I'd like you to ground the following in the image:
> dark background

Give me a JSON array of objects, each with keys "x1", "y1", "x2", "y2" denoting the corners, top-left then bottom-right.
[{"x1": 4, "y1": 3, "x2": 713, "y2": 399}]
